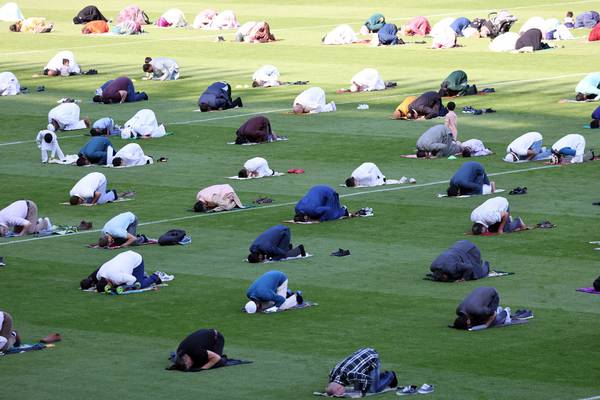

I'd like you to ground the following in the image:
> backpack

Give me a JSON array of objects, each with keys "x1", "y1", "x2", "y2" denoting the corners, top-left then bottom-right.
[
  {"x1": 470, "y1": 18, "x2": 486, "y2": 30},
  {"x1": 116, "y1": 5, "x2": 150, "y2": 26},
  {"x1": 158, "y1": 229, "x2": 187, "y2": 246}
]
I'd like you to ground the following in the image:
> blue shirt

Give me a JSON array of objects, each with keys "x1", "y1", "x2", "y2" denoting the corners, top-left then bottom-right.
[
  {"x1": 102, "y1": 212, "x2": 136, "y2": 239},
  {"x1": 450, "y1": 17, "x2": 470, "y2": 34},
  {"x1": 246, "y1": 270, "x2": 288, "y2": 307},
  {"x1": 295, "y1": 185, "x2": 346, "y2": 222},
  {"x1": 92, "y1": 117, "x2": 120, "y2": 135},
  {"x1": 449, "y1": 161, "x2": 489, "y2": 195},
  {"x1": 198, "y1": 81, "x2": 231, "y2": 108},
  {"x1": 249, "y1": 225, "x2": 290, "y2": 259},
  {"x1": 377, "y1": 23, "x2": 399, "y2": 45},
  {"x1": 592, "y1": 105, "x2": 600, "y2": 121},
  {"x1": 79, "y1": 136, "x2": 113, "y2": 164}
]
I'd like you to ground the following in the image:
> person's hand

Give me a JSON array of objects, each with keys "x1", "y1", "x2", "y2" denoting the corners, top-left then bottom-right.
[{"x1": 264, "y1": 306, "x2": 278, "y2": 313}]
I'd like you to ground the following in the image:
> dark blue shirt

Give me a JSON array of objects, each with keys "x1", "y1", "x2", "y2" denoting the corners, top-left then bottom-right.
[
  {"x1": 198, "y1": 81, "x2": 232, "y2": 109},
  {"x1": 378, "y1": 23, "x2": 399, "y2": 45},
  {"x1": 449, "y1": 161, "x2": 489, "y2": 195},
  {"x1": 249, "y1": 225, "x2": 290, "y2": 259},
  {"x1": 295, "y1": 185, "x2": 346, "y2": 222}
]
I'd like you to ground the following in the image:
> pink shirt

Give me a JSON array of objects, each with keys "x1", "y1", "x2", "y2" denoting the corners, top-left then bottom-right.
[
  {"x1": 196, "y1": 184, "x2": 243, "y2": 212},
  {"x1": 445, "y1": 111, "x2": 458, "y2": 139}
]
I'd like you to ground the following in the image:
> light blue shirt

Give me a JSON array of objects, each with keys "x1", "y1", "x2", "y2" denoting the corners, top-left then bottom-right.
[
  {"x1": 102, "y1": 212, "x2": 136, "y2": 239},
  {"x1": 92, "y1": 117, "x2": 120, "y2": 135},
  {"x1": 575, "y1": 73, "x2": 600, "y2": 96}
]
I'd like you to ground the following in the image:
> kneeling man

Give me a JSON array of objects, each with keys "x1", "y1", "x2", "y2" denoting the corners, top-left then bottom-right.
[
  {"x1": 244, "y1": 270, "x2": 303, "y2": 313},
  {"x1": 470, "y1": 197, "x2": 526, "y2": 235},
  {"x1": 292, "y1": 87, "x2": 336, "y2": 114},
  {"x1": 430, "y1": 240, "x2": 489, "y2": 282},
  {"x1": 247, "y1": 225, "x2": 305, "y2": 263},
  {"x1": 345, "y1": 162, "x2": 386, "y2": 187},
  {"x1": 294, "y1": 185, "x2": 349, "y2": 222},
  {"x1": 447, "y1": 161, "x2": 495, "y2": 197},
  {"x1": 194, "y1": 184, "x2": 243, "y2": 212}
]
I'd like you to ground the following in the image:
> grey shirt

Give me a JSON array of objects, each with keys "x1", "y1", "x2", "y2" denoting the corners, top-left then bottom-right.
[
  {"x1": 416, "y1": 124, "x2": 462, "y2": 156},
  {"x1": 456, "y1": 287, "x2": 499, "y2": 324}
]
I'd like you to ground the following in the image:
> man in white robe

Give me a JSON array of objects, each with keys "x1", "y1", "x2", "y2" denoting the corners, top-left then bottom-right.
[
  {"x1": 345, "y1": 162, "x2": 386, "y2": 187},
  {"x1": 0, "y1": 71, "x2": 20, "y2": 96},
  {"x1": 323, "y1": 24, "x2": 358, "y2": 45},
  {"x1": 551, "y1": 134, "x2": 587, "y2": 164},
  {"x1": 238, "y1": 157, "x2": 274, "y2": 178},
  {"x1": 44, "y1": 51, "x2": 81, "y2": 76},
  {"x1": 47, "y1": 102, "x2": 89, "y2": 131},
  {"x1": 69, "y1": 172, "x2": 117, "y2": 205},
  {"x1": 292, "y1": 87, "x2": 336, "y2": 114},
  {"x1": 108, "y1": 143, "x2": 153, "y2": 167},
  {"x1": 461, "y1": 139, "x2": 493, "y2": 157},
  {"x1": 252, "y1": 65, "x2": 280, "y2": 87},
  {"x1": 121, "y1": 109, "x2": 166, "y2": 139},
  {"x1": 350, "y1": 68, "x2": 385, "y2": 92}
]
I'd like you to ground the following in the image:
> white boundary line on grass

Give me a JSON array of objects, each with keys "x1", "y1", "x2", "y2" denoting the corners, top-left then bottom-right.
[
  {"x1": 0, "y1": 0, "x2": 595, "y2": 57},
  {"x1": 578, "y1": 396, "x2": 600, "y2": 400},
  {"x1": 0, "y1": 72, "x2": 588, "y2": 148},
  {"x1": 0, "y1": 164, "x2": 556, "y2": 246}
]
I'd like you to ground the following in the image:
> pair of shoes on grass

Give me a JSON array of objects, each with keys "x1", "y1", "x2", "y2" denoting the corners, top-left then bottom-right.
[{"x1": 397, "y1": 383, "x2": 434, "y2": 395}]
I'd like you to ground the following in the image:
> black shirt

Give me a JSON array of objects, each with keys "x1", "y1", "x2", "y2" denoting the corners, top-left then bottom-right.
[{"x1": 177, "y1": 329, "x2": 221, "y2": 369}]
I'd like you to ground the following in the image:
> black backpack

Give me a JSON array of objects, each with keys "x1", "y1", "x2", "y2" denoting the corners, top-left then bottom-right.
[
  {"x1": 594, "y1": 276, "x2": 600, "y2": 291},
  {"x1": 470, "y1": 18, "x2": 486, "y2": 30},
  {"x1": 158, "y1": 229, "x2": 186, "y2": 246}
]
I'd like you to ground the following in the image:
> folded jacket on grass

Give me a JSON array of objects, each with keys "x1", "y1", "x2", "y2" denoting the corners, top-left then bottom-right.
[
  {"x1": 227, "y1": 172, "x2": 285, "y2": 180},
  {"x1": 313, "y1": 387, "x2": 396, "y2": 398},
  {"x1": 242, "y1": 301, "x2": 317, "y2": 313},
  {"x1": 576, "y1": 287, "x2": 600, "y2": 295},
  {"x1": 438, "y1": 189, "x2": 505, "y2": 198}
]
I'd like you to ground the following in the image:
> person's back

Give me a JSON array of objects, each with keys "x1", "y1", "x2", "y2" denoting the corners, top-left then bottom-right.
[
  {"x1": 417, "y1": 124, "x2": 454, "y2": 152},
  {"x1": 378, "y1": 23, "x2": 399, "y2": 45},
  {"x1": 456, "y1": 287, "x2": 499, "y2": 324},
  {"x1": 176, "y1": 329, "x2": 223, "y2": 370},
  {"x1": 199, "y1": 81, "x2": 231, "y2": 108},
  {"x1": 236, "y1": 116, "x2": 271, "y2": 143},
  {"x1": 470, "y1": 196, "x2": 509, "y2": 226},
  {"x1": 295, "y1": 185, "x2": 346, "y2": 221},
  {"x1": 575, "y1": 73, "x2": 600, "y2": 96},
  {"x1": 246, "y1": 270, "x2": 287, "y2": 303},
  {"x1": 80, "y1": 136, "x2": 112, "y2": 157},
  {"x1": 70, "y1": 172, "x2": 105, "y2": 198},
  {"x1": 250, "y1": 225, "x2": 288, "y2": 257},
  {"x1": 351, "y1": 68, "x2": 385, "y2": 91},
  {"x1": 450, "y1": 17, "x2": 470, "y2": 34},
  {"x1": 506, "y1": 131, "x2": 542, "y2": 156},
  {"x1": 515, "y1": 28, "x2": 543, "y2": 50},
  {"x1": 97, "y1": 250, "x2": 142, "y2": 285},
  {"x1": 449, "y1": 161, "x2": 486, "y2": 194},
  {"x1": 294, "y1": 87, "x2": 325, "y2": 110},
  {"x1": 351, "y1": 162, "x2": 385, "y2": 187},
  {"x1": 430, "y1": 240, "x2": 488, "y2": 281},
  {"x1": 102, "y1": 77, "x2": 130, "y2": 103}
]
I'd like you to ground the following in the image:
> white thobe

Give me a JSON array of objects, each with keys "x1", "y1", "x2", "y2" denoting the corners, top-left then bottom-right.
[
  {"x1": 48, "y1": 103, "x2": 87, "y2": 131},
  {"x1": 0, "y1": 71, "x2": 20, "y2": 96},
  {"x1": 252, "y1": 65, "x2": 280, "y2": 87},
  {"x1": 244, "y1": 157, "x2": 273, "y2": 177},
  {"x1": 351, "y1": 68, "x2": 385, "y2": 91},
  {"x1": 552, "y1": 134, "x2": 586, "y2": 163},
  {"x1": 36, "y1": 130, "x2": 65, "y2": 162},
  {"x1": 351, "y1": 162, "x2": 386, "y2": 187},
  {"x1": 123, "y1": 109, "x2": 166, "y2": 138},
  {"x1": 109, "y1": 143, "x2": 153, "y2": 166},
  {"x1": 489, "y1": 32, "x2": 519, "y2": 52},
  {"x1": 506, "y1": 132, "x2": 543, "y2": 157},
  {"x1": 44, "y1": 51, "x2": 81, "y2": 74},
  {"x1": 323, "y1": 24, "x2": 357, "y2": 45}
]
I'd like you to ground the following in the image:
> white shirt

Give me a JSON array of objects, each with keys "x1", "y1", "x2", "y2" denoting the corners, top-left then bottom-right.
[
  {"x1": 470, "y1": 197, "x2": 509, "y2": 227},
  {"x1": 123, "y1": 109, "x2": 164, "y2": 138},
  {"x1": 519, "y1": 16, "x2": 547, "y2": 35},
  {"x1": 244, "y1": 157, "x2": 273, "y2": 177},
  {"x1": 70, "y1": 172, "x2": 106, "y2": 199},
  {"x1": 351, "y1": 162, "x2": 385, "y2": 187},
  {"x1": 48, "y1": 103, "x2": 85, "y2": 130},
  {"x1": 112, "y1": 143, "x2": 152, "y2": 166},
  {"x1": 96, "y1": 251, "x2": 143, "y2": 286},
  {"x1": 430, "y1": 17, "x2": 454, "y2": 37},
  {"x1": 0, "y1": 2, "x2": 25, "y2": 21},
  {"x1": 323, "y1": 24, "x2": 357, "y2": 45},
  {"x1": 44, "y1": 51, "x2": 80, "y2": 74},
  {"x1": 462, "y1": 139, "x2": 492, "y2": 157},
  {"x1": 209, "y1": 10, "x2": 238, "y2": 29},
  {"x1": 293, "y1": 87, "x2": 326, "y2": 111},
  {"x1": 0, "y1": 200, "x2": 29, "y2": 228},
  {"x1": 252, "y1": 65, "x2": 280, "y2": 87},
  {"x1": 0, "y1": 71, "x2": 19, "y2": 96},
  {"x1": 552, "y1": 134, "x2": 586, "y2": 162},
  {"x1": 489, "y1": 32, "x2": 519, "y2": 52},
  {"x1": 351, "y1": 68, "x2": 385, "y2": 91},
  {"x1": 506, "y1": 132, "x2": 543, "y2": 157},
  {"x1": 151, "y1": 58, "x2": 179, "y2": 80},
  {"x1": 161, "y1": 8, "x2": 186, "y2": 26}
]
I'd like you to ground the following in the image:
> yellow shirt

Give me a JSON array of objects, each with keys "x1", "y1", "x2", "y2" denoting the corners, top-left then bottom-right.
[
  {"x1": 395, "y1": 96, "x2": 416, "y2": 117},
  {"x1": 20, "y1": 17, "x2": 47, "y2": 33}
]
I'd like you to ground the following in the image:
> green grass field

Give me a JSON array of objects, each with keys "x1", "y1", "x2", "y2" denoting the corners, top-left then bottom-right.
[{"x1": 1, "y1": 1, "x2": 600, "y2": 399}]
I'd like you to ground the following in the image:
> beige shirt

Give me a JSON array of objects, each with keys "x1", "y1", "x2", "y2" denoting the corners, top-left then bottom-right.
[{"x1": 196, "y1": 184, "x2": 243, "y2": 212}]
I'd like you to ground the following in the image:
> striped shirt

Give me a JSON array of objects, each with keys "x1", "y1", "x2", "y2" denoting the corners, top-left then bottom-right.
[{"x1": 329, "y1": 348, "x2": 379, "y2": 391}]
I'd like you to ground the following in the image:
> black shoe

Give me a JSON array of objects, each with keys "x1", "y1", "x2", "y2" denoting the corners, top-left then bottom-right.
[
  {"x1": 389, "y1": 371, "x2": 398, "y2": 388},
  {"x1": 331, "y1": 248, "x2": 350, "y2": 257},
  {"x1": 0, "y1": 256, "x2": 5, "y2": 266},
  {"x1": 295, "y1": 291, "x2": 304, "y2": 305},
  {"x1": 299, "y1": 244, "x2": 306, "y2": 257},
  {"x1": 36, "y1": 86, "x2": 45, "y2": 92}
]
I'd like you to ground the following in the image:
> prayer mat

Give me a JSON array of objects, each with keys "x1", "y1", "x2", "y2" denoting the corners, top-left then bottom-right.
[
  {"x1": 313, "y1": 387, "x2": 396, "y2": 398},
  {"x1": 244, "y1": 253, "x2": 313, "y2": 263},
  {"x1": 86, "y1": 239, "x2": 158, "y2": 249},
  {"x1": 167, "y1": 358, "x2": 253, "y2": 372},
  {"x1": 83, "y1": 283, "x2": 168, "y2": 294},
  {"x1": 242, "y1": 301, "x2": 317, "y2": 314},
  {"x1": 467, "y1": 319, "x2": 529, "y2": 331},
  {"x1": 60, "y1": 198, "x2": 133, "y2": 205},
  {"x1": 227, "y1": 137, "x2": 288, "y2": 145},
  {"x1": 424, "y1": 270, "x2": 514, "y2": 281},
  {"x1": 48, "y1": 154, "x2": 79, "y2": 165},
  {"x1": 227, "y1": 172, "x2": 285, "y2": 180},
  {"x1": 284, "y1": 214, "x2": 372, "y2": 224},
  {"x1": 0, "y1": 343, "x2": 52, "y2": 356},
  {"x1": 339, "y1": 179, "x2": 405, "y2": 188},
  {"x1": 464, "y1": 227, "x2": 532, "y2": 236},
  {"x1": 437, "y1": 189, "x2": 505, "y2": 198},
  {"x1": 576, "y1": 287, "x2": 600, "y2": 295}
]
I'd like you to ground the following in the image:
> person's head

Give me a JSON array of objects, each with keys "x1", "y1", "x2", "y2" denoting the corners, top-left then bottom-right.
[
  {"x1": 292, "y1": 103, "x2": 304, "y2": 114},
  {"x1": 453, "y1": 314, "x2": 471, "y2": 330},
  {"x1": 416, "y1": 150, "x2": 428, "y2": 158},
  {"x1": 44, "y1": 132, "x2": 53, "y2": 144},
  {"x1": 112, "y1": 157, "x2": 123, "y2": 167},
  {"x1": 471, "y1": 222, "x2": 487, "y2": 235},
  {"x1": 433, "y1": 270, "x2": 450, "y2": 282},
  {"x1": 9, "y1": 23, "x2": 18, "y2": 32},
  {"x1": 244, "y1": 300, "x2": 258, "y2": 314},
  {"x1": 447, "y1": 101, "x2": 456, "y2": 111},
  {"x1": 350, "y1": 83, "x2": 359, "y2": 93},
  {"x1": 293, "y1": 213, "x2": 309, "y2": 222},
  {"x1": 62, "y1": 58, "x2": 69, "y2": 66},
  {"x1": 594, "y1": 276, "x2": 600, "y2": 291},
  {"x1": 69, "y1": 195, "x2": 83, "y2": 206},
  {"x1": 252, "y1": 80, "x2": 260, "y2": 88},
  {"x1": 447, "y1": 185, "x2": 460, "y2": 197},
  {"x1": 90, "y1": 127, "x2": 103, "y2": 136},
  {"x1": 247, "y1": 252, "x2": 264, "y2": 263},
  {"x1": 173, "y1": 352, "x2": 192, "y2": 371},
  {"x1": 199, "y1": 104, "x2": 209, "y2": 112},
  {"x1": 550, "y1": 153, "x2": 561, "y2": 165},
  {"x1": 144, "y1": 57, "x2": 152, "y2": 64},
  {"x1": 80, "y1": 276, "x2": 95, "y2": 290},
  {"x1": 345, "y1": 177, "x2": 356, "y2": 187},
  {"x1": 576, "y1": 93, "x2": 586, "y2": 102},
  {"x1": 48, "y1": 120, "x2": 59, "y2": 132},
  {"x1": 326, "y1": 382, "x2": 345, "y2": 396},
  {"x1": 591, "y1": 119, "x2": 600, "y2": 129},
  {"x1": 193, "y1": 201, "x2": 206, "y2": 213},
  {"x1": 0, "y1": 224, "x2": 8, "y2": 237},
  {"x1": 76, "y1": 155, "x2": 90, "y2": 167},
  {"x1": 238, "y1": 168, "x2": 249, "y2": 178},
  {"x1": 503, "y1": 152, "x2": 517, "y2": 163},
  {"x1": 98, "y1": 235, "x2": 110, "y2": 248},
  {"x1": 462, "y1": 147, "x2": 472, "y2": 158},
  {"x1": 96, "y1": 277, "x2": 109, "y2": 293},
  {"x1": 92, "y1": 95, "x2": 103, "y2": 103},
  {"x1": 142, "y1": 63, "x2": 153, "y2": 73},
  {"x1": 566, "y1": 11, "x2": 573, "y2": 17}
]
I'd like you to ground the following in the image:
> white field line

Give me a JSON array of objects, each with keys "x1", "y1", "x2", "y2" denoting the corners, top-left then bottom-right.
[
  {"x1": 0, "y1": 0, "x2": 595, "y2": 56},
  {"x1": 0, "y1": 71, "x2": 588, "y2": 147},
  {"x1": 577, "y1": 396, "x2": 600, "y2": 400},
  {"x1": 0, "y1": 164, "x2": 557, "y2": 246}
]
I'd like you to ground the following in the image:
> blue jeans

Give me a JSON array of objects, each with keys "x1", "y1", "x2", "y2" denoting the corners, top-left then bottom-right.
[
  {"x1": 126, "y1": 80, "x2": 147, "y2": 102},
  {"x1": 132, "y1": 260, "x2": 159, "y2": 289},
  {"x1": 558, "y1": 147, "x2": 577, "y2": 156},
  {"x1": 529, "y1": 140, "x2": 552, "y2": 160},
  {"x1": 354, "y1": 360, "x2": 395, "y2": 393}
]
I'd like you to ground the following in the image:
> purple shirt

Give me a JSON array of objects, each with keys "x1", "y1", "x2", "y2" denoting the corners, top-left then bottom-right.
[{"x1": 102, "y1": 77, "x2": 130, "y2": 103}]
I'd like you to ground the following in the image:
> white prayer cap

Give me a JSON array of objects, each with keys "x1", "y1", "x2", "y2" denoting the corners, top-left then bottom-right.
[
  {"x1": 120, "y1": 127, "x2": 133, "y2": 139},
  {"x1": 244, "y1": 301, "x2": 257, "y2": 314},
  {"x1": 503, "y1": 153, "x2": 515, "y2": 162},
  {"x1": 47, "y1": 124, "x2": 55, "y2": 132}
]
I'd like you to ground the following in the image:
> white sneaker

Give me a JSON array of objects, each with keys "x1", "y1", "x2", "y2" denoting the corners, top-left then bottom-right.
[
  {"x1": 43, "y1": 217, "x2": 52, "y2": 231},
  {"x1": 154, "y1": 271, "x2": 174, "y2": 282},
  {"x1": 409, "y1": 178, "x2": 417, "y2": 184},
  {"x1": 330, "y1": 102, "x2": 336, "y2": 112},
  {"x1": 264, "y1": 306, "x2": 278, "y2": 313},
  {"x1": 399, "y1": 176, "x2": 408, "y2": 184}
]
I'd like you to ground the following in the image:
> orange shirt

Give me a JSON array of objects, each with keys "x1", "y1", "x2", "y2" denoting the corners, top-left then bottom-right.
[{"x1": 82, "y1": 20, "x2": 109, "y2": 34}]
